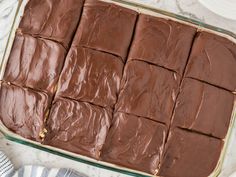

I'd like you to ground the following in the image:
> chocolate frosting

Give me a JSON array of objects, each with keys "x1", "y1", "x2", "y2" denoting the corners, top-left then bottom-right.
[
  {"x1": 44, "y1": 97, "x2": 112, "y2": 159},
  {"x1": 3, "y1": 32, "x2": 66, "y2": 95},
  {"x1": 57, "y1": 47, "x2": 124, "y2": 108},
  {"x1": 159, "y1": 128, "x2": 223, "y2": 177},
  {"x1": 116, "y1": 60, "x2": 180, "y2": 124},
  {"x1": 72, "y1": 0, "x2": 137, "y2": 60},
  {"x1": 128, "y1": 14, "x2": 196, "y2": 74},
  {"x1": 1, "y1": 0, "x2": 235, "y2": 175},
  {"x1": 101, "y1": 112, "x2": 167, "y2": 174},
  {"x1": 19, "y1": 0, "x2": 84, "y2": 48},
  {"x1": 0, "y1": 82, "x2": 50, "y2": 141},
  {"x1": 172, "y1": 78, "x2": 234, "y2": 139},
  {"x1": 185, "y1": 31, "x2": 236, "y2": 92}
]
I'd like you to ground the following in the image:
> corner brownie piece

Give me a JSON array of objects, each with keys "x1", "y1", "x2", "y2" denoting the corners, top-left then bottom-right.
[
  {"x1": 159, "y1": 128, "x2": 223, "y2": 177},
  {"x1": 101, "y1": 112, "x2": 167, "y2": 174},
  {"x1": 116, "y1": 61, "x2": 179, "y2": 124},
  {"x1": 73, "y1": 0, "x2": 137, "y2": 60},
  {"x1": 19, "y1": 0, "x2": 84, "y2": 47},
  {"x1": 128, "y1": 14, "x2": 196, "y2": 74},
  {"x1": 185, "y1": 31, "x2": 236, "y2": 92},
  {"x1": 3, "y1": 33, "x2": 66, "y2": 95},
  {"x1": 57, "y1": 47, "x2": 123, "y2": 108},
  {"x1": 44, "y1": 97, "x2": 112, "y2": 159},
  {"x1": 0, "y1": 82, "x2": 50, "y2": 141},
  {"x1": 172, "y1": 78, "x2": 234, "y2": 139}
]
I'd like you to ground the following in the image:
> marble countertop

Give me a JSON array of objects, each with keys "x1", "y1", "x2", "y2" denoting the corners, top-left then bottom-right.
[{"x1": 0, "y1": 0, "x2": 236, "y2": 177}]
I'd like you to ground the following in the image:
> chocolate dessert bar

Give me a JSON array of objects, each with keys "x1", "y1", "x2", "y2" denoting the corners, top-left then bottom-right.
[
  {"x1": 128, "y1": 14, "x2": 196, "y2": 74},
  {"x1": 172, "y1": 78, "x2": 234, "y2": 139},
  {"x1": 0, "y1": 0, "x2": 235, "y2": 176},
  {"x1": 185, "y1": 31, "x2": 236, "y2": 92},
  {"x1": 72, "y1": 0, "x2": 137, "y2": 60},
  {"x1": 0, "y1": 82, "x2": 50, "y2": 141},
  {"x1": 19, "y1": 0, "x2": 84, "y2": 48},
  {"x1": 101, "y1": 112, "x2": 167, "y2": 174},
  {"x1": 116, "y1": 60, "x2": 180, "y2": 124},
  {"x1": 3, "y1": 32, "x2": 66, "y2": 95},
  {"x1": 44, "y1": 97, "x2": 112, "y2": 159},
  {"x1": 57, "y1": 47, "x2": 123, "y2": 108},
  {"x1": 159, "y1": 128, "x2": 223, "y2": 177}
]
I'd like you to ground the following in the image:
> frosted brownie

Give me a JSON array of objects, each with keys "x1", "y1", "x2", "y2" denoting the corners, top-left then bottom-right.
[
  {"x1": 128, "y1": 14, "x2": 196, "y2": 75},
  {"x1": 185, "y1": 31, "x2": 236, "y2": 92},
  {"x1": 116, "y1": 60, "x2": 180, "y2": 124},
  {"x1": 44, "y1": 97, "x2": 112, "y2": 159},
  {"x1": 0, "y1": 82, "x2": 51, "y2": 141},
  {"x1": 72, "y1": 0, "x2": 137, "y2": 60},
  {"x1": 3, "y1": 32, "x2": 66, "y2": 95},
  {"x1": 19, "y1": 0, "x2": 84, "y2": 48},
  {"x1": 101, "y1": 112, "x2": 167, "y2": 174},
  {"x1": 159, "y1": 128, "x2": 223, "y2": 177},
  {"x1": 56, "y1": 47, "x2": 123, "y2": 108},
  {"x1": 172, "y1": 78, "x2": 234, "y2": 139}
]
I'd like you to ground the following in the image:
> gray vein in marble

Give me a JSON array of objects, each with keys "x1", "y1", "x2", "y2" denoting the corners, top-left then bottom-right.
[{"x1": 175, "y1": 0, "x2": 204, "y2": 21}]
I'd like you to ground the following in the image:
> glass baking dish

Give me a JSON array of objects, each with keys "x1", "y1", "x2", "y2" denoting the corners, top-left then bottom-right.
[{"x1": 0, "y1": 0, "x2": 236, "y2": 176}]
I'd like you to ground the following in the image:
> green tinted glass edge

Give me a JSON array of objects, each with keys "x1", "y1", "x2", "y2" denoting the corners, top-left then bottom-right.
[
  {"x1": 112, "y1": 0, "x2": 236, "y2": 38},
  {"x1": 4, "y1": 134, "x2": 149, "y2": 177}
]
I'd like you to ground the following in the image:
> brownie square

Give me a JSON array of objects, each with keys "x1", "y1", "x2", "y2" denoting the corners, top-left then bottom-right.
[
  {"x1": 128, "y1": 14, "x2": 196, "y2": 74},
  {"x1": 19, "y1": 0, "x2": 84, "y2": 47},
  {"x1": 44, "y1": 97, "x2": 112, "y2": 159},
  {"x1": 116, "y1": 61, "x2": 180, "y2": 124},
  {"x1": 159, "y1": 128, "x2": 223, "y2": 177},
  {"x1": 172, "y1": 78, "x2": 234, "y2": 139},
  {"x1": 3, "y1": 33, "x2": 66, "y2": 95},
  {"x1": 101, "y1": 112, "x2": 167, "y2": 174},
  {"x1": 72, "y1": 0, "x2": 137, "y2": 60},
  {"x1": 57, "y1": 47, "x2": 123, "y2": 108},
  {"x1": 185, "y1": 31, "x2": 236, "y2": 92},
  {"x1": 0, "y1": 82, "x2": 50, "y2": 141}
]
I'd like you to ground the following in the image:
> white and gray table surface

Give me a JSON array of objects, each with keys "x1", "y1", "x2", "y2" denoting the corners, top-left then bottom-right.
[{"x1": 0, "y1": 0, "x2": 236, "y2": 177}]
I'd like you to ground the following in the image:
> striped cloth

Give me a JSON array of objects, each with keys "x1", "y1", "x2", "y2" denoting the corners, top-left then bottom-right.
[
  {"x1": 0, "y1": 151, "x2": 14, "y2": 177},
  {"x1": 0, "y1": 151, "x2": 87, "y2": 177}
]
